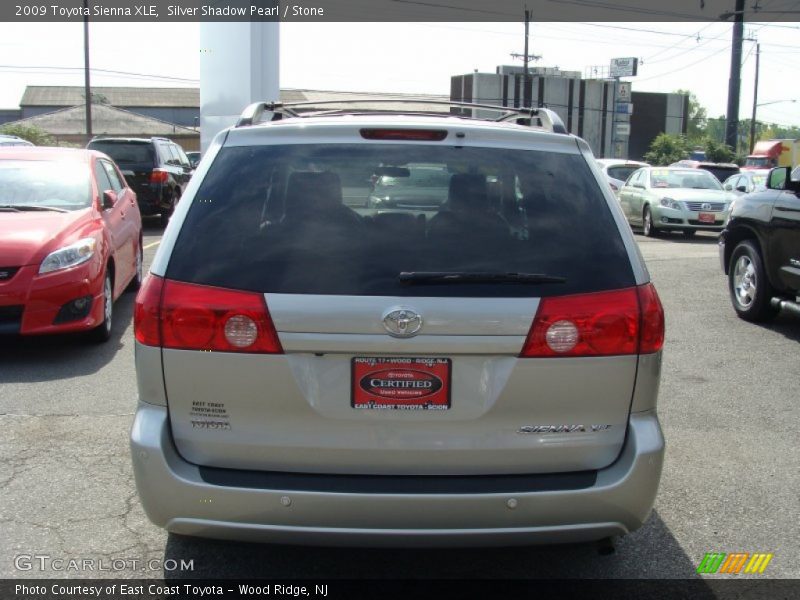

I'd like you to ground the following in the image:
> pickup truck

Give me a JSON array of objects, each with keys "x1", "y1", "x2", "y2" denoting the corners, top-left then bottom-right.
[{"x1": 720, "y1": 167, "x2": 800, "y2": 321}]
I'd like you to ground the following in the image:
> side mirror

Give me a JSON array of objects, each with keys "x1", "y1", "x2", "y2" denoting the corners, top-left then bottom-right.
[
  {"x1": 736, "y1": 185, "x2": 747, "y2": 193},
  {"x1": 767, "y1": 167, "x2": 789, "y2": 191},
  {"x1": 102, "y1": 190, "x2": 118, "y2": 209}
]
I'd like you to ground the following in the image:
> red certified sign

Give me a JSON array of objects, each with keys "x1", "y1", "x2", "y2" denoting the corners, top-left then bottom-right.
[
  {"x1": 351, "y1": 357, "x2": 451, "y2": 410},
  {"x1": 698, "y1": 212, "x2": 716, "y2": 224}
]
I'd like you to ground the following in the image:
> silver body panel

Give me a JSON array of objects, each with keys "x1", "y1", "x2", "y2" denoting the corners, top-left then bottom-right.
[
  {"x1": 163, "y1": 348, "x2": 636, "y2": 475},
  {"x1": 131, "y1": 403, "x2": 664, "y2": 546}
]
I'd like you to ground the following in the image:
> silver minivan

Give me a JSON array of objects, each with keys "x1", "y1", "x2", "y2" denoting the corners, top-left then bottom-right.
[{"x1": 131, "y1": 101, "x2": 665, "y2": 547}]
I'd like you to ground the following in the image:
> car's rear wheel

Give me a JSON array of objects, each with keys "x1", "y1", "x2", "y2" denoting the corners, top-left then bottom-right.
[
  {"x1": 643, "y1": 206, "x2": 658, "y2": 237},
  {"x1": 729, "y1": 240, "x2": 778, "y2": 322},
  {"x1": 88, "y1": 271, "x2": 113, "y2": 343}
]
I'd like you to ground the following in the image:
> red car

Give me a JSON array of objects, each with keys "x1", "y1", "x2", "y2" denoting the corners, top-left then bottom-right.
[{"x1": 0, "y1": 147, "x2": 142, "y2": 342}]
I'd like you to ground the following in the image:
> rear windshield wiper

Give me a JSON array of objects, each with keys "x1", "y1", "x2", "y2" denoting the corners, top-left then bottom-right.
[
  {"x1": 398, "y1": 271, "x2": 566, "y2": 285},
  {"x1": 0, "y1": 204, "x2": 69, "y2": 213}
]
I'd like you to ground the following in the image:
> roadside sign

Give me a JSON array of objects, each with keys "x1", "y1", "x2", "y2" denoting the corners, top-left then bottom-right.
[
  {"x1": 610, "y1": 57, "x2": 638, "y2": 78},
  {"x1": 617, "y1": 82, "x2": 632, "y2": 101},
  {"x1": 616, "y1": 102, "x2": 634, "y2": 114},
  {"x1": 615, "y1": 123, "x2": 631, "y2": 136}
]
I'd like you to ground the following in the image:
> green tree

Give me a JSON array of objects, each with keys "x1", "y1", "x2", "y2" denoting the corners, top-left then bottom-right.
[
  {"x1": 643, "y1": 133, "x2": 690, "y2": 165},
  {"x1": 675, "y1": 89, "x2": 708, "y2": 142},
  {"x1": 704, "y1": 139, "x2": 735, "y2": 163},
  {"x1": 0, "y1": 123, "x2": 53, "y2": 146}
]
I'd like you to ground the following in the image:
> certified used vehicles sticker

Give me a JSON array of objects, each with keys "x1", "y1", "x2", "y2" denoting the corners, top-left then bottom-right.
[{"x1": 351, "y1": 357, "x2": 451, "y2": 410}]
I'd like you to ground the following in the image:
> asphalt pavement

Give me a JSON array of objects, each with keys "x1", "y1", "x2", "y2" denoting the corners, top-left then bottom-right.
[{"x1": 1, "y1": 227, "x2": 798, "y2": 580}]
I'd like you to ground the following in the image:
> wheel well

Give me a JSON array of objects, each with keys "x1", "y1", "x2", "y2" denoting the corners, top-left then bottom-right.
[
  {"x1": 106, "y1": 258, "x2": 115, "y2": 287},
  {"x1": 723, "y1": 227, "x2": 759, "y2": 275}
]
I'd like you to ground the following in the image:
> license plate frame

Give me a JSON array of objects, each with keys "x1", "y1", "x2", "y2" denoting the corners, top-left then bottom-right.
[{"x1": 351, "y1": 357, "x2": 452, "y2": 411}]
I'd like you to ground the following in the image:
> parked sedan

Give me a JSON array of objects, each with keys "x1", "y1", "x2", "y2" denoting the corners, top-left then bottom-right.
[
  {"x1": 596, "y1": 158, "x2": 648, "y2": 196},
  {"x1": 722, "y1": 170, "x2": 770, "y2": 196},
  {"x1": 619, "y1": 167, "x2": 734, "y2": 238},
  {"x1": 0, "y1": 147, "x2": 142, "y2": 342}
]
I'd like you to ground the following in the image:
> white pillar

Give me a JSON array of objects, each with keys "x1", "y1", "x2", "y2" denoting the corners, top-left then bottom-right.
[{"x1": 199, "y1": 22, "x2": 280, "y2": 152}]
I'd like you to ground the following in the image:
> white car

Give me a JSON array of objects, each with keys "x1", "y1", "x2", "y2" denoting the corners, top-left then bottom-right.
[
  {"x1": 0, "y1": 134, "x2": 34, "y2": 147},
  {"x1": 596, "y1": 159, "x2": 649, "y2": 196}
]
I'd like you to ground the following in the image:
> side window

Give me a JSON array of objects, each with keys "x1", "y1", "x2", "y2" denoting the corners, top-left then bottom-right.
[
  {"x1": 94, "y1": 160, "x2": 112, "y2": 195},
  {"x1": 173, "y1": 144, "x2": 190, "y2": 168},
  {"x1": 157, "y1": 143, "x2": 174, "y2": 165},
  {"x1": 101, "y1": 160, "x2": 123, "y2": 193}
]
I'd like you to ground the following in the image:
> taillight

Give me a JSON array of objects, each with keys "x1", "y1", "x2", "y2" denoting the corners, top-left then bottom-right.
[
  {"x1": 134, "y1": 274, "x2": 163, "y2": 346},
  {"x1": 637, "y1": 283, "x2": 665, "y2": 354},
  {"x1": 520, "y1": 284, "x2": 664, "y2": 358},
  {"x1": 150, "y1": 169, "x2": 169, "y2": 184},
  {"x1": 134, "y1": 277, "x2": 283, "y2": 354},
  {"x1": 360, "y1": 128, "x2": 448, "y2": 141}
]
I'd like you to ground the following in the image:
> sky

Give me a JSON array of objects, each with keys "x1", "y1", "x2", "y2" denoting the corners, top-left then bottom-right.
[{"x1": 0, "y1": 21, "x2": 798, "y2": 126}]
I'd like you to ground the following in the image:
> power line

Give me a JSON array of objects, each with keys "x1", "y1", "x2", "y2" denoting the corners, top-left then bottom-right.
[{"x1": 0, "y1": 64, "x2": 199, "y2": 83}]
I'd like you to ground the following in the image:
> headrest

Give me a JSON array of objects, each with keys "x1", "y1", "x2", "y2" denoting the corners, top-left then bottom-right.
[
  {"x1": 285, "y1": 171, "x2": 343, "y2": 217},
  {"x1": 447, "y1": 173, "x2": 488, "y2": 211}
]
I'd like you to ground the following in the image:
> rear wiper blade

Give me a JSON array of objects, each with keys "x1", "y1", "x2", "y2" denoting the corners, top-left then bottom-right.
[
  {"x1": 0, "y1": 204, "x2": 68, "y2": 213},
  {"x1": 398, "y1": 271, "x2": 566, "y2": 285}
]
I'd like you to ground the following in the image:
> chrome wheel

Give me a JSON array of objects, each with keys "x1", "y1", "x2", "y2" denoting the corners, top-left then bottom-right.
[
  {"x1": 102, "y1": 274, "x2": 113, "y2": 334},
  {"x1": 733, "y1": 255, "x2": 756, "y2": 308},
  {"x1": 128, "y1": 242, "x2": 143, "y2": 291},
  {"x1": 643, "y1": 207, "x2": 656, "y2": 237},
  {"x1": 88, "y1": 272, "x2": 113, "y2": 342}
]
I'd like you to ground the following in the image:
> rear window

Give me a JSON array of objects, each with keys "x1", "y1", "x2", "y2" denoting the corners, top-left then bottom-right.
[
  {"x1": 607, "y1": 166, "x2": 640, "y2": 182},
  {"x1": 165, "y1": 143, "x2": 634, "y2": 297},
  {"x1": 698, "y1": 165, "x2": 739, "y2": 182},
  {"x1": 87, "y1": 141, "x2": 154, "y2": 165}
]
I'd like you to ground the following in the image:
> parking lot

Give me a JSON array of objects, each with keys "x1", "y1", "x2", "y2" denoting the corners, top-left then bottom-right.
[{"x1": 1, "y1": 225, "x2": 798, "y2": 580}]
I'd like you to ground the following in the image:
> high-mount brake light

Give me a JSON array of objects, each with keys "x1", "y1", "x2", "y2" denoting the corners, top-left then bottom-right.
[
  {"x1": 360, "y1": 129, "x2": 448, "y2": 141},
  {"x1": 134, "y1": 277, "x2": 283, "y2": 354},
  {"x1": 520, "y1": 284, "x2": 664, "y2": 358}
]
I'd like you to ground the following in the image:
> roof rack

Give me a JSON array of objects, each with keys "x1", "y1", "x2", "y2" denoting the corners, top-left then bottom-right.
[{"x1": 235, "y1": 99, "x2": 568, "y2": 135}]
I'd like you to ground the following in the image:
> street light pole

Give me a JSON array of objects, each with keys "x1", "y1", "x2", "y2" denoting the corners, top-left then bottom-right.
[
  {"x1": 749, "y1": 43, "x2": 760, "y2": 155},
  {"x1": 725, "y1": 0, "x2": 745, "y2": 151}
]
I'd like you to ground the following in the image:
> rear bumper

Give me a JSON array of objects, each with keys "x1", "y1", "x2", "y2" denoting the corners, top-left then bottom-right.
[{"x1": 130, "y1": 404, "x2": 665, "y2": 547}]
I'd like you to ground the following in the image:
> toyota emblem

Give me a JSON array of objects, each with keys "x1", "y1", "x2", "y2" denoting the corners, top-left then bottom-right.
[
  {"x1": 382, "y1": 308, "x2": 423, "y2": 338},
  {"x1": 701, "y1": 203, "x2": 712, "y2": 210}
]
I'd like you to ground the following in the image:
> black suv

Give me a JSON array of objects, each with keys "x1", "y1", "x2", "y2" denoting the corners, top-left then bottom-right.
[
  {"x1": 86, "y1": 137, "x2": 192, "y2": 227},
  {"x1": 720, "y1": 166, "x2": 800, "y2": 321}
]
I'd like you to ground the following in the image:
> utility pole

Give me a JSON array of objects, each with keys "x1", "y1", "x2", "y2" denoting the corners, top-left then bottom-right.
[
  {"x1": 749, "y1": 42, "x2": 760, "y2": 154},
  {"x1": 509, "y1": 9, "x2": 540, "y2": 108},
  {"x1": 83, "y1": 0, "x2": 92, "y2": 140},
  {"x1": 523, "y1": 8, "x2": 530, "y2": 108},
  {"x1": 724, "y1": 0, "x2": 745, "y2": 151}
]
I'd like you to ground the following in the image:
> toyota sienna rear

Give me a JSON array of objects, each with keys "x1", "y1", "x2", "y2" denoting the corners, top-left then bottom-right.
[{"x1": 130, "y1": 101, "x2": 665, "y2": 547}]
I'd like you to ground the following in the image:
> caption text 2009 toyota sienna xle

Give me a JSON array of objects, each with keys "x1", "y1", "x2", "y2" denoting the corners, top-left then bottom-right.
[{"x1": 131, "y1": 100, "x2": 665, "y2": 547}]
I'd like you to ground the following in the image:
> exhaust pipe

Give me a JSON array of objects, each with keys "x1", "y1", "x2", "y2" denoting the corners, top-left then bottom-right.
[{"x1": 770, "y1": 297, "x2": 800, "y2": 316}]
